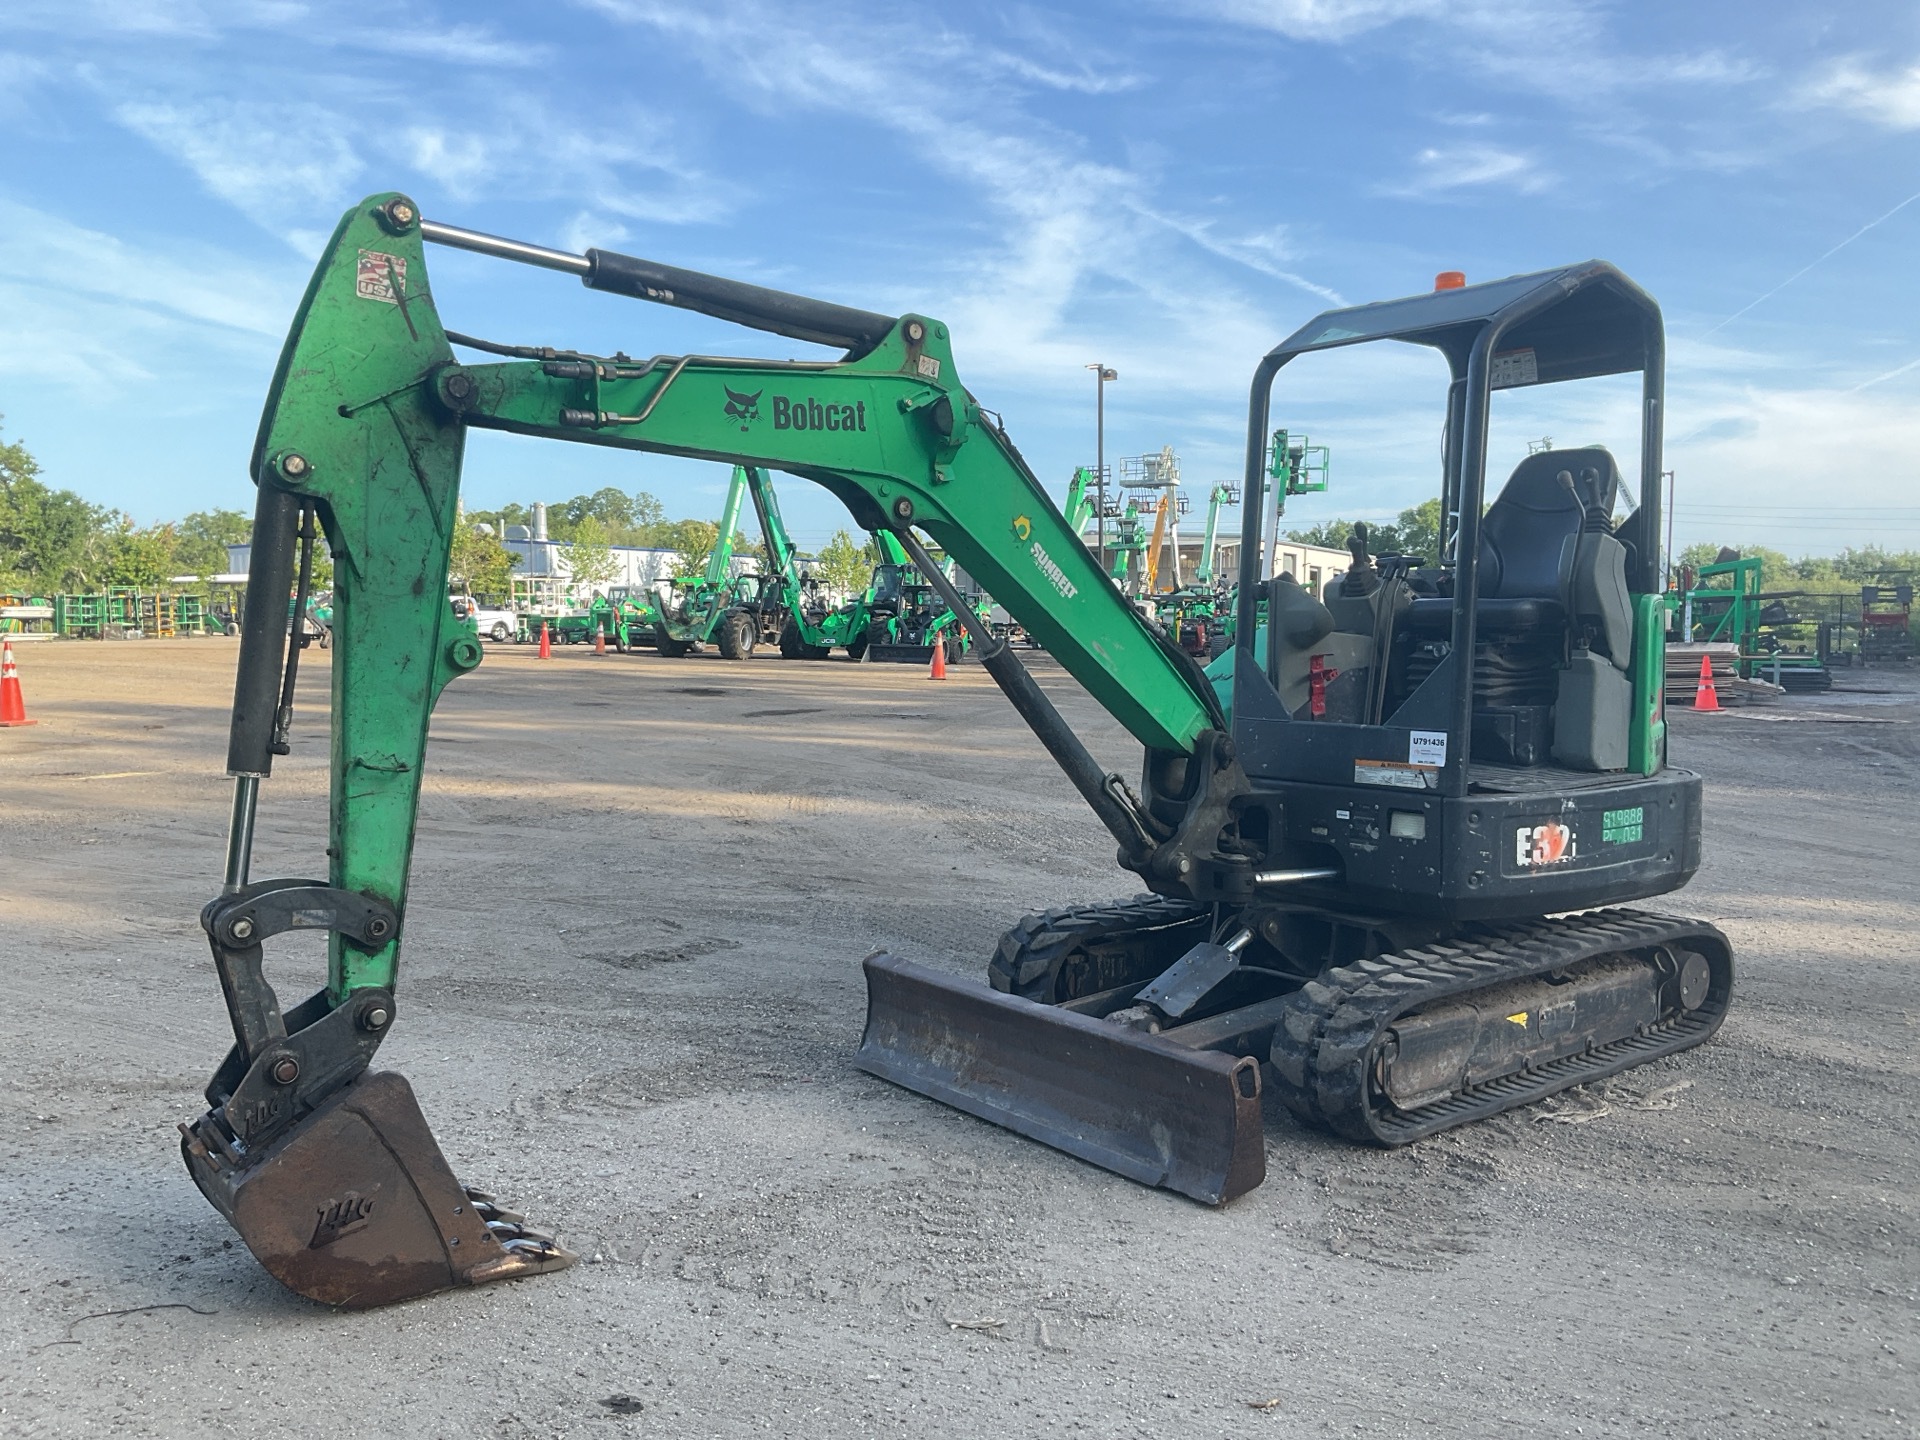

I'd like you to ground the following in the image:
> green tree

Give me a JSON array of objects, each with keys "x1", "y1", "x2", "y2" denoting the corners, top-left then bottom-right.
[
  {"x1": 450, "y1": 522, "x2": 520, "y2": 598},
  {"x1": 814, "y1": 528, "x2": 877, "y2": 594},
  {"x1": 1287, "y1": 498, "x2": 1443, "y2": 563},
  {"x1": 566, "y1": 515, "x2": 620, "y2": 593},
  {"x1": 175, "y1": 508, "x2": 252, "y2": 579},
  {"x1": 1393, "y1": 498, "x2": 1443, "y2": 563},
  {"x1": 653, "y1": 518, "x2": 719, "y2": 577},
  {"x1": 0, "y1": 421, "x2": 107, "y2": 591},
  {"x1": 562, "y1": 487, "x2": 636, "y2": 534},
  {"x1": 101, "y1": 518, "x2": 178, "y2": 588}
]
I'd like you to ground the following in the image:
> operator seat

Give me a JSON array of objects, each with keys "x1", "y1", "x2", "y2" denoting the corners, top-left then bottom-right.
[{"x1": 1406, "y1": 446, "x2": 1625, "y2": 650}]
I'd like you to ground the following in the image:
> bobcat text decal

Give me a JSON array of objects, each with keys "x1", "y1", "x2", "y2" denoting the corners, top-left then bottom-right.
[{"x1": 773, "y1": 397, "x2": 868, "y2": 432}]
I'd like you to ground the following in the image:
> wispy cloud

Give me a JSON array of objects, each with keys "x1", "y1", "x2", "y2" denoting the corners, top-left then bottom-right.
[
  {"x1": 0, "y1": 200, "x2": 293, "y2": 386},
  {"x1": 1847, "y1": 356, "x2": 1920, "y2": 394},
  {"x1": 1698, "y1": 188, "x2": 1920, "y2": 338},
  {"x1": 346, "y1": 24, "x2": 546, "y2": 68},
  {"x1": 114, "y1": 98, "x2": 364, "y2": 226},
  {"x1": 1193, "y1": 0, "x2": 1440, "y2": 43},
  {"x1": 578, "y1": 0, "x2": 1341, "y2": 402},
  {"x1": 981, "y1": 48, "x2": 1143, "y2": 95},
  {"x1": 1800, "y1": 55, "x2": 1920, "y2": 130},
  {"x1": 1381, "y1": 143, "x2": 1550, "y2": 197},
  {"x1": 1185, "y1": 0, "x2": 1763, "y2": 106},
  {"x1": 1129, "y1": 208, "x2": 1346, "y2": 305}
]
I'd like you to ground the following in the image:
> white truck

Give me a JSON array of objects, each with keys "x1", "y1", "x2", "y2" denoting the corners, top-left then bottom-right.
[{"x1": 450, "y1": 596, "x2": 519, "y2": 642}]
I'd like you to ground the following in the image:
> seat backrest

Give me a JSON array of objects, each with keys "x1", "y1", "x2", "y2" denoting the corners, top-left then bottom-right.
[{"x1": 1478, "y1": 447, "x2": 1621, "y2": 599}]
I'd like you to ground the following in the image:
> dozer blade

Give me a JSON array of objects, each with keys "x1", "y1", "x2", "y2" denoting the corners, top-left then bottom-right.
[
  {"x1": 856, "y1": 953, "x2": 1264, "y2": 1205},
  {"x1": 863, "y1": 642, "x2": 940, "y2": 664},
  {"x1": 181, "y1": 1071, "x2": 575, "y2": 1308}
]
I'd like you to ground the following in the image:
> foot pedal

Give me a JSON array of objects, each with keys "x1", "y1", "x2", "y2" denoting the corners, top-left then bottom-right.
[{"x1": 182, "y1": 1071, "x2": 575, "y2": 1308}]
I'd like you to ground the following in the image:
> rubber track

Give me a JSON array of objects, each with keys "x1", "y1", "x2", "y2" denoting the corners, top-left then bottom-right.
[
  {"x1": 1269, "y1": 908, "x2": 1733, "y2": 1146},
  {"x1": 990, "y1": 895, "x2": 1208, "y2": 1001}
]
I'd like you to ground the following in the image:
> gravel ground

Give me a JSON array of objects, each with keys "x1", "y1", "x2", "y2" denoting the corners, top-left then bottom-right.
[{"x1": 2, "y1": 638, "x2": 1915, "y2": 1439}]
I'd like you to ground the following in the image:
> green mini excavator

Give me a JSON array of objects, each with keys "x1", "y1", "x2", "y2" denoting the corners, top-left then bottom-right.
[{"x1": 184, "y1": 192, "x2": 1729, "y2": 1309}]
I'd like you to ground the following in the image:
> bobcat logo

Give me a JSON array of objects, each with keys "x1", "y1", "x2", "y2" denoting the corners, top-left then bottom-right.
[{"x1": 722, "y1": 385, "x2": 762, "y2": 430}]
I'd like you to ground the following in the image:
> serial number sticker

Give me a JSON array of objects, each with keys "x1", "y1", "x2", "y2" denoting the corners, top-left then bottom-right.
[
  {"x1": 1408, "y1": 729, "x2": 1447, "y2": 767},
  {"x1": 1602, "y1": 806, "x2": 1645, "y2": 844},
  {"x1": 1354, "y1": 760, "x2": 1437, "y2": 791},
  {"x1": 1515, "y1": 821, "x2": 1576, "y2": 867},
  {"x1": 356, "y1": 249, "x2": 406, "y2": 303},
  {"x1": 1489, "y1": 346, "x2": 1538, "y2": 389}
]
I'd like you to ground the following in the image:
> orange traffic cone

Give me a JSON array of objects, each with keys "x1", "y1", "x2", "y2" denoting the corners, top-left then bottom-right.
[
  {"x1": 1693, "y1": 654, "x2": 1721, "y2": 712},
  {"x1": 538, "y1": 622, "x2": 552, "y2": 659},
  {"x1": 0, "y1": 640, "x2": 36, "y2": 726},
  {"x1": 928, "y1": 638, "x2": 947, "y2": 680},
  {"x1": 594, "y1": 625, "x2": 607, "y2": 656}
]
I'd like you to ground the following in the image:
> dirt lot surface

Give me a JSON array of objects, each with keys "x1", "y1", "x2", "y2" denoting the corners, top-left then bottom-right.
[{"x1": 2, "y1": 638, "x2": 1916, "y2": 1439}]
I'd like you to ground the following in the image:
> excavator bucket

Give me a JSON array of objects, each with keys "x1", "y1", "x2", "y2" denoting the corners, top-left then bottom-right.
[
  {"x1": 855, "y1": 953, "x2": 1265, "y2": 1205},
  {"x1": 181, "y1": 1071, "x2": 575, "y2": 1309}
]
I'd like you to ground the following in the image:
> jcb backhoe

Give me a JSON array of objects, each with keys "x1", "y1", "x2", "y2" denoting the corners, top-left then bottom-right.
[
  {"x1": 751, "y1": 475, "x2": 982, "y2": 665},
  {"x1": 736, "y1": 461, "x2": 886, "y2": 661},
  {"x1": 648, "y1": 464, "x2": 760, "y2": 658},
  {"x1": 185, "y1": 192, "x2": 1728, "y2": 1309}
]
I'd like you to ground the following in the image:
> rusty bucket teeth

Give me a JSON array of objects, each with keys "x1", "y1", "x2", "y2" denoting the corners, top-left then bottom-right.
[{"x1": 182, "y1": 1071, "x2": 576, "y2": 1309}]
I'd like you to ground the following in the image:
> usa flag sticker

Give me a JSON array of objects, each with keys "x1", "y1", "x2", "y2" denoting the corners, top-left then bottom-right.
[{"x1": 356, "y1": 249, "x2": 406, "y2": 304}]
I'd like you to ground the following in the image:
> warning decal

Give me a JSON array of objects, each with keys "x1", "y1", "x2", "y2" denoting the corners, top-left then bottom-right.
[
  {"x1": 1489, "y1": 347, "x2": 1538, "y2": 389},
  {"x1": 1355, "y1": 759, "x2": 1438, "y2": 791}
]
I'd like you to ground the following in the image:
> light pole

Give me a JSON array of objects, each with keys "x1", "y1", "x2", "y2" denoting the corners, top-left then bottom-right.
[{"x1": 1086, "y1": 363, "x2": 1117, "y2": 569}]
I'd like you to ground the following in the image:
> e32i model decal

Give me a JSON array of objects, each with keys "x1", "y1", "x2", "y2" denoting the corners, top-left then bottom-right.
[{"x1": 1515, "y1": 820, "x2": 1576, "y2": 867}]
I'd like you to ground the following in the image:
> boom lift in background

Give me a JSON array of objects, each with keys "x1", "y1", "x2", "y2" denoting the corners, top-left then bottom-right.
[
  {"x1": 1063, "y1": 466, "x2": 1099, "y2": 535},
  {"x1": 1156, "y1": 481, "x2": 1241, "y2": 658},
  {"x1": 185, "y1": 192, "x2": 1730, "y2": 1309}
]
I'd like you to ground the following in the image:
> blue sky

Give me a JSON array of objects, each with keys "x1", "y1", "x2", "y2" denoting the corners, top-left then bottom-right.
[{"x1": 4, "y1": 0, "x2": 1920, "y2": 555}]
